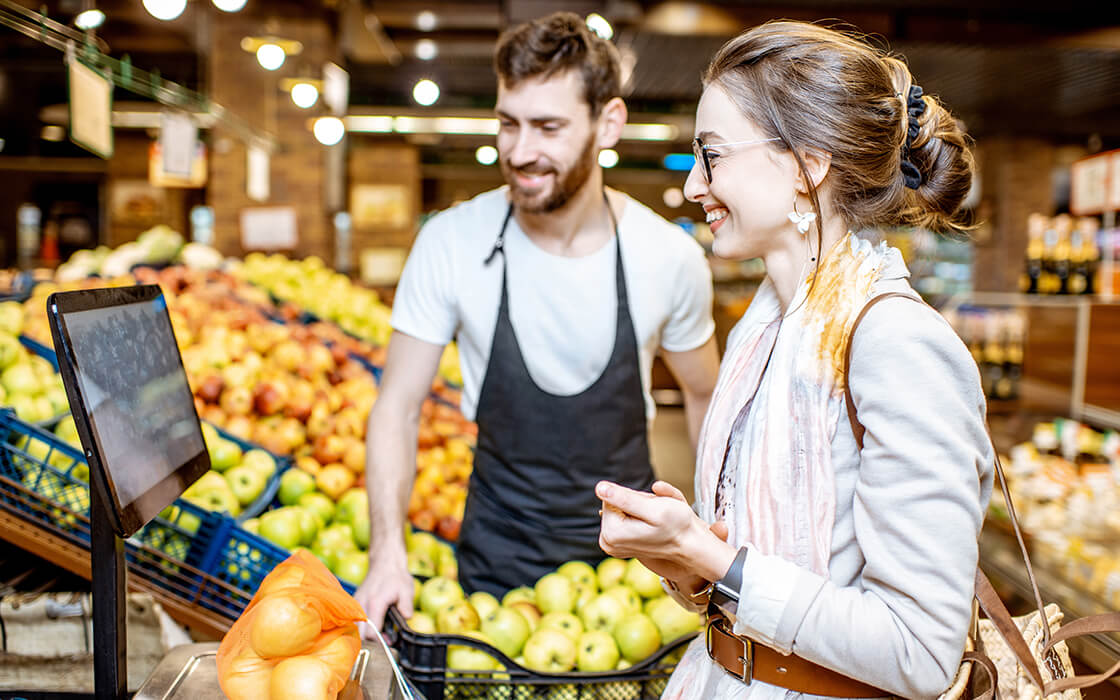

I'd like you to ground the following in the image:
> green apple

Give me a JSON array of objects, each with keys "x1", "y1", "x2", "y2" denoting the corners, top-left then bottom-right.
[
  {"x1": 509, "y1": 602, "x2": 541, "y2": 632},
  {"x1": 446, "y1": 630, "x2": 500, "y2": 672},
  {"x1": 437, "y1": 599, "x2": 481, "y2": 634},
  {"x1": 480, "y1": 606, "x2": 530, "y2": 659},
  {"x1": 224, "y1": 465, "x2": 266, "y2": 506},
  {"x1": 574, "y1": 581, "x2": 596, "y2": 612},
  {"x1": 469, "y1": 591, "x2": 500, "y2": 620},
  {"x1": 294, "y1": 506, "x2": 322, "y2": 546},
  {"x1": 612, "y1": 613, "x2": 661, "y2": 663},
  {"x1": 645, "y1": 596, "x2": 702, "y2": 643},
  {"x1": 407, "y1": 549, "x2": 436, "y2": 578},
  {"x1": 0, "y1": 331, "x2": 22, "y2": 368},
  {"x1": 350, "y1": 511, "x2": 370, "y2": 549},
  {"x1": 406, "y1": 611, "x2": 437, "y2": 634},
  {"x1": 418, "y1": 576, "x2": 465, "y2": 616},
  {"x1": 2, "y1": 364, "x2": 40, "y2": 396},
  {"x1": 241, "y1": 517, "x2": 260, "y2": 535},
  {"x1": 278, "y1": 468, "x2": 316, "y2": 506},
  {"x1": 334, "y1": 487, "x2": 368, "y2": 526},
  {"x1": 208, "y1": 438, "x2": 242, "y2": 472},
  {"x1": 183, "y1": 474, "x2": 241, "y2": 516},
  {"x1": 71, "y1": 462, "x2": 89, "y2": 483},
  {"x1": 501, "y1": 586, "x2": 535, "y2": 607},
  {"x1": 53, "y1": 415, "x2": 81, "y2": 446},
  {"x1": 603, "y1": 586, "x2": 642, "y2": 616},
  {"x1": 333, "y1": 550, "x2": 370, "y2": 586},
  {"x1": 436, "y1": 545, "x2": 457, "y2": 580},
  {"x1": 258, "y1": 507, "x2": 303, "y2": 549},
  {"x1": 29, "y1": 355, "x2": 54, "y2": 381},
  {"x1": 200, "y1": 422, "x2": 220, "y2": 449},
  {"x1": 557, "y1": 560, "x2": 598, "y2": 592},
  {"x1": 522, "y1": 628, "x2": 577, "y2": 673},
  {"x1": 576, "y1": 629, "x2": 620, "y2": 672},
  {"x1": 311, "y1": 523, "x2": 357, "y2": 570},
  {"x1": 43, "y1": 387, "x2": 69, "y2": 417},
  {"x1": 240, "y1": 448, "x2": 276, "y2": 478},
  {"x1": 579, "y1": 593, "x2": 625, "y2": 634},
  {"x1": 297, "y1": 491, "x2": 335, "y2": 524},
  {"x1": 539, "y1": 611, "x2": 583, "y2": 641},
  {"x1": 623, "y1": 559, "x2": 663, "y2": 599},
  {"x1": 596, "y1": 558, "x2": 627, "y2": 590},
  {"x1": 408, "y1": 531, "x2": 442, "y2": 560},
  {"x1": 534, "y1": 573, "x2": 575, "y2": 614},
  {"x1": 160, "y1": 504, "x2": 201, "y2": 534}
]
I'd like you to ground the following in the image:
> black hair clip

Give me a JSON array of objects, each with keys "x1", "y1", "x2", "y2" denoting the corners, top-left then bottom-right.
[{"x1": 901, "y1": 84, "x2": 926, "y2": 189}]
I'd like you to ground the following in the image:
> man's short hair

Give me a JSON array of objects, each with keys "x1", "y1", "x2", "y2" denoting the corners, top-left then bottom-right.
[{"x1": 494, "y1": 11, "x2": 622, "y2": 117}]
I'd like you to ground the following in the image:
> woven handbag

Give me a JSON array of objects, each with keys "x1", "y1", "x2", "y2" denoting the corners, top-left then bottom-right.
[{"x1": 844, "y1": 292, "x2": 1120, "y2": 700}]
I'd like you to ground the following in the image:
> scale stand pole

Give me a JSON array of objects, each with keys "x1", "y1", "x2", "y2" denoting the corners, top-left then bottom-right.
[{"x1": 91, "y1": 483, "x2": 127, "y2": 700}]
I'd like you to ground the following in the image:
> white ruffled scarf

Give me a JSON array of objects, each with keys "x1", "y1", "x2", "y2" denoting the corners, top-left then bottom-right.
[{"x1": 694, "y1": 234, "x2": 910, "y2": 574}]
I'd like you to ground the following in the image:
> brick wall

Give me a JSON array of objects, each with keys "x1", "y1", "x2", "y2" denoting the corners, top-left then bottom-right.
[{"x1": 207, "y1": 15, "x2": 332, "y2": 259}]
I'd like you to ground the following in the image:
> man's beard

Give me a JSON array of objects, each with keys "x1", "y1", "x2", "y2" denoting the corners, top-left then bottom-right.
[{"x1": 501, "y1": 135, "x2": 597, "y2": 214}]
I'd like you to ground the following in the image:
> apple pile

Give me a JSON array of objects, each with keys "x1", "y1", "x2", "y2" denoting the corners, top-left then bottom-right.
[
  {"x1": 405, "y1": 557, "x2": 702, "y2": 677},
  {"x1": 0, "y1": 302, "x2": 69, "y2": 424},
  {"x1": 245, "y1": 469, "x2": 375, "y2": 588},
  {"x1": 177, "y1": 423, "x2": 279, "y2": 517}
]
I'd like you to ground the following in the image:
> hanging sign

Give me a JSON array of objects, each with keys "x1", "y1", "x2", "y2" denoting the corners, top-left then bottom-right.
[
  {"x1": 149, "y1": 141, "x2": 207, "y2": 187},
  {"x1": 1071, "y1": 151, "x2": 1114, "y2": 216},
  {"x1": 160, "y1": 111, "x2": 198, "y2": 177},
  {"x1": 241, "y1": 207, "x2": 298, "y2": 250},
  {"x1": 247, "y1": 145, "x2": 270, "y2": 202},
  {"x1": 68, "y1": 58, "x2": 114, "y2": 158},
  {"x1": 1109, "y1": 151, "x2": 1120, "y2": 212},
  {"x1": 323, "y1": 62, "x2": 349, "y2": 117}
]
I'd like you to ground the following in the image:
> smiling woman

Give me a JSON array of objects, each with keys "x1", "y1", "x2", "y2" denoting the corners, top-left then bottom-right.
[{"x1": 597, "y1": 20, "x2": 994, "y2": 700}]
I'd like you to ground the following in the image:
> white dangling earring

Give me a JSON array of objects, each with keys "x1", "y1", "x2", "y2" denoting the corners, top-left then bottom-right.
[{"x1": 787, "y1": 198, "x2": 816, "y2": 236}]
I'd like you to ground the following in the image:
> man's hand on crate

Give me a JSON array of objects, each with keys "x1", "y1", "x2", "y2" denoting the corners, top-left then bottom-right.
[{"x1": 355, "y1": 541, "x2": 413, "y2": 639}]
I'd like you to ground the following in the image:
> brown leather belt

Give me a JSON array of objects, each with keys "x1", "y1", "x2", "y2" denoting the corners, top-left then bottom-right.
[{"x1": 706, "y1": 613, "x2": 888, "y2": 697}]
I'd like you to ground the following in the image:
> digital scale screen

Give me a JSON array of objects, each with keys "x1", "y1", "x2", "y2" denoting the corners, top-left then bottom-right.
[{"x1": 48, "y1": 285, "x2": 209, "y2": 537}]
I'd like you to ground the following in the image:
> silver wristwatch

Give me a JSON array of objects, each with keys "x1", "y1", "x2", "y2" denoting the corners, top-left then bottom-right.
[{"x1": 709, "y1": 545, "x2": 748, "y2": 620}]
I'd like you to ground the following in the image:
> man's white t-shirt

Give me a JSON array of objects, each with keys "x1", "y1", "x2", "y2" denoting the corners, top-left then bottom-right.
[{"x1": 391, "y1": 187, "x2": 715, "y2": 422}]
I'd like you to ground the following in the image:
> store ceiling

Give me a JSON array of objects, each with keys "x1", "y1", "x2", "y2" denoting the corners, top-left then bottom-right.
[{"x1": 1, "y1": 0, "x2": 1120, "y2": 159}]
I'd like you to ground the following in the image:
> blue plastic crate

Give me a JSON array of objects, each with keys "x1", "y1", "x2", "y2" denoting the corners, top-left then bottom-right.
[
  {"x1": 0, "y1": 409, "x2": 224, "y2": 601},
  {"x1": 18, "y1": 335, "x2": 58, "y2": 371},
  {"x1": 205, "y1": 421, "x2": 288, "y2": 522}
]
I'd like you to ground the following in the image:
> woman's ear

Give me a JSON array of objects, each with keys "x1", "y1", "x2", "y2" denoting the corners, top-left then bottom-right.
[
  {"x1": 796, "y1": 149, "x2": 833, "y2": 193},
  {"x1": 596, "y1": 97, "x2": 628, "y2": 149}
]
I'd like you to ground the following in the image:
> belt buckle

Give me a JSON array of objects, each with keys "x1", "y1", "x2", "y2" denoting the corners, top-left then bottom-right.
[{"x1": 706, "y1": 614, "x2": 753, "y2": 684}]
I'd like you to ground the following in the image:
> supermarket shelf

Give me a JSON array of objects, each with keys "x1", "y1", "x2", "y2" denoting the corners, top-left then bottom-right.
[
  {"x1": 980, "y1": 527, "x2": 1120, "y2": 685},
  {"x1": 947, "y1": 292, "x2": 1120, "y2": 309},
  {"x1": 0, "y1": 507, "x2": 228, "y2": 640}
]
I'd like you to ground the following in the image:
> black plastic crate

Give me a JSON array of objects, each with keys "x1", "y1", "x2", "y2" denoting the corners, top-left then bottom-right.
[{"x1": 384, "y1": 607, "x2": 695, "y2": 700}]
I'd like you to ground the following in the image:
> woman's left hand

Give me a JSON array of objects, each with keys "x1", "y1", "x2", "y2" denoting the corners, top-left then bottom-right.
[{"x1": 597, "y1": 479, "x2": 737, "y2": 583}]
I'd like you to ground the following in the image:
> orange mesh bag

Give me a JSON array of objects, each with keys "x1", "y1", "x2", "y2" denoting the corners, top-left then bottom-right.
[{"x1": 217, "y1": 550, "x2": 368, "y2": 700}]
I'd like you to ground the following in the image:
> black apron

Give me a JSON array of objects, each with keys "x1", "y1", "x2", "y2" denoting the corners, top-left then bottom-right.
[{"x1": 457, "y1": 200, "x2": 654, "y2": 596}]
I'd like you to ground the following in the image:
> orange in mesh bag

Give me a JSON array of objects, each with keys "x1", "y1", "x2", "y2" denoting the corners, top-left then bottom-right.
[{"x1": 218, "y1": 550, "x2": 368, "y2": 700}]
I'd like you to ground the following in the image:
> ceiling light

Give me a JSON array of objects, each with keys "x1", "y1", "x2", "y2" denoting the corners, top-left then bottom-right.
[
  {"x1": 621, "y1": 123, "x2": 678, "y2": 141},
  {"x1": 41, "y1": 125, "x2": 66, "y2": 142},
  {"x1": 598, "y1": 149, "x2": 619, "y2": 168},
  {"x1": 412, "y1": 79, "x2": 440, "y2": 106},
  {"x1": 416, "y1": 10, "x2": 437, "y2": 31},
  {"x1": 475, "y1": 145, "x2": 498, "y2": 165},
  {"x1": 212, "y1": 0, "x2": 247, "y2": 11},
  {"x1": 586, "y1": 13, "x2": 613, "y2": 40},
  {"x1": 415, "y1": 39, "x2": 438, "y2": 61},
  {"x1": 663, "y1": 187, "x2": 685, "y2": 208},
  {"x1": 75, "y1": 8, "x2": 106, "y2": 29},
  {"x1": 313, "y1": 116, "x2": 345, "y2": 145},
  {"x1": 290, "y1": 82, "x2": 319, "y2": 109},
  {"x1": 142, "y1": 0, "x2": 186, "y2": 21},
  {"x1": 256, "y1": 43, "x2": 285, "y2": 71}
]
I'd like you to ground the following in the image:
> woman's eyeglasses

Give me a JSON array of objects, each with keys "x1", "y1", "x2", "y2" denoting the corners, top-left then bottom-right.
[{"x1": 692, "y1": 136, "x2": 782, "y2": 183}]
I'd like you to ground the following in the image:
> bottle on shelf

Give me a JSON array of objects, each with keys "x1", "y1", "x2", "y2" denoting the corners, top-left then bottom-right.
[
  {"x1": 1075, "y1": 217, "x2": 1101, "y2": 296},
  {"x1": 1021, "y1": 213, "x2": 1046, "y2": 294},
  {"x1": 981, "y1": 313, "x2": 1006, "y2": 399},
  {"x1": 1053, "y1": 214, "x2": 1074, "y2": 295},
  {"x1": 1001, "y1": 313, "x2": 1024, "y2": 400},
  {"x1": 1038, "y1": 216, "x2": 1060, "y2": 294}
]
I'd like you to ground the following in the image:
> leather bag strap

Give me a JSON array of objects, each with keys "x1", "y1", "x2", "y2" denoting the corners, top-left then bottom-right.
[{"x1": 961, "y1": 651, "x2": 998, "y2": 700}]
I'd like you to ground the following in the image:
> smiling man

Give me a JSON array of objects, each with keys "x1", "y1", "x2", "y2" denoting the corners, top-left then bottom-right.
[{"x1": 357, "y1": 11, "x2": 720, "y2": 629}]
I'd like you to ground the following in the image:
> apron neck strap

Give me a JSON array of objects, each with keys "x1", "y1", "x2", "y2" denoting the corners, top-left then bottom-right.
[{"x1": 485, "y1": 190, "x2": 618, "y2": 266}]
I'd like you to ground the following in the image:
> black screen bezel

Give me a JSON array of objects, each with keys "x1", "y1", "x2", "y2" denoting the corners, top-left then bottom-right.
[{"x1": 46, "y1": 285, "x2": 210, "y2": 538}]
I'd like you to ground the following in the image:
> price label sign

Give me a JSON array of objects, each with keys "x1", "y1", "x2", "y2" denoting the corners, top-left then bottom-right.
[
  {"x1": 1071, "y1": 149, "x2": 1119, "y2": 215},
  {"x1": 68, "y1": 59, "x2": 114, "y2": 158}
]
